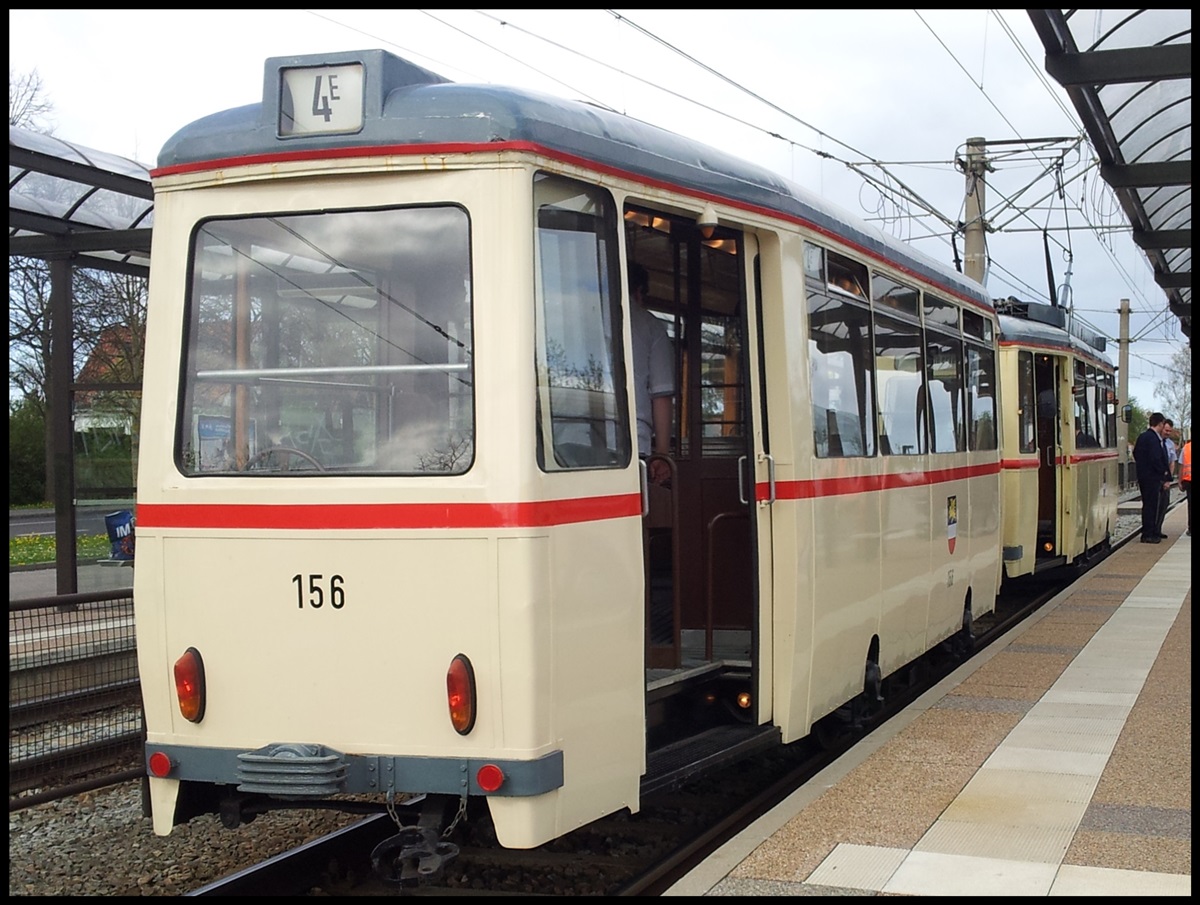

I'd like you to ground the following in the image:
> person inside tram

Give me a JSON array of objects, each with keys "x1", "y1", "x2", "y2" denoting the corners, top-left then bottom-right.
[{"x1": 628, "y1": 261, "x2": 675, "y2": 486}]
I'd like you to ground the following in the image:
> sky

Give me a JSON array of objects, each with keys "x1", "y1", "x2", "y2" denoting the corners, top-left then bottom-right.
[{"x1": 9, "y1": 8, "x2": 1187, "y2": 413}]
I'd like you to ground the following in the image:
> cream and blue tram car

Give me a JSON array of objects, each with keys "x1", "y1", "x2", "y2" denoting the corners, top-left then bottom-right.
[
  {"x1": 997, "y1": 299, "x2": 1119, "y2": 577},
  {"x1": 135, "y1": 49, "x2": 1002, "y2": 850}
]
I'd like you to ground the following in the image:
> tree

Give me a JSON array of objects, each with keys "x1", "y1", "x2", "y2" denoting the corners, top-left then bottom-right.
[
  {"x1": 10, "y1": 69, "x2": 148, "y2": 500},
  {"x1": 74, "y1": 272, "x2": 148, "y2": 495},
  {"x1": 1154, "y1": 345, "x2": 1192, "y2": 436},
  {"x1": 1126, "y1": 397, "x2": 1148, "y2": 441},
  {"x1": 10, "y1": 68, "x2": 59, "y2": 494},
  {"x1": 9, "y1": 397, "x2": 47, "y2": 505},
  {"x1": 9, "y1": 67, "x2": 55, "y2": 130}
]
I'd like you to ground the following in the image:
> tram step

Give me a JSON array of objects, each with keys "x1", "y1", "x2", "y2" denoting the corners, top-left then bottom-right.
[{"x1": 641, "y1": 723, "x2": 780, "y2": 798}]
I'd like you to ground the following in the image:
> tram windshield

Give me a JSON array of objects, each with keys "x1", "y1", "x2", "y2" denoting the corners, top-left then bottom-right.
[{"x1": 177, "y1": 206, "x2": 474, "y2": 475}]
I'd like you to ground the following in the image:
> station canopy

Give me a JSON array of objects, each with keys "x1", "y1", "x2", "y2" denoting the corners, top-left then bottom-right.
[
  {"x1": 8, "y1": 126, "x2": 152, "y2": 275},
  {"x1": 1028, "y1": 9, "x2": 1192, "y2": 341}
]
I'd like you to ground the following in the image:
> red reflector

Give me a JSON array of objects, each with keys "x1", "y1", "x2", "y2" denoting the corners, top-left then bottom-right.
[
  {"x1": 148, "y1": 751, "x2": 174, "y2": 778},
  {"x1": 446, "y1": 654, "x2": 477, "y2": 735},
  {"x1": 477, "y1": 763, "x2": 504, "y2": 793},
  {"x1": 173, "y1": 647, "x2": 206, "y2": 723}
]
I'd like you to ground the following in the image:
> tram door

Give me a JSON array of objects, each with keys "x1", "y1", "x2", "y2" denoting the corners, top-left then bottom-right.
[
  {"x1": 626, "y1": 206, "x2": 760, "y2": 673},
  {"x1": 1034, "y1": 354, "x2": 1063, "y2": 561}
]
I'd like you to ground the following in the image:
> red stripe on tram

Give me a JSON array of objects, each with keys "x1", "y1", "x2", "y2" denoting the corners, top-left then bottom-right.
[{"x1": 136, "y1": 494, "x2": 642, "y2": 531}]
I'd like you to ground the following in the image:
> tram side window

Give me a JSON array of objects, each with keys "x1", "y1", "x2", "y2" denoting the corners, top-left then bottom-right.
[
  {"x1": 178, "y1": 206, "x2": 474, "y2": 476},
  {"x1": 923, "y1": 295, "x2": 965, "y2": 453},
  {"x1": 1091, "y1": 366, "x2": 1109, "y2": 448},
  {"x1": 805, "y1": 242, "x2": 875, "y2": 457},
  {"x1": 966, "y1": 341, "x2": 997, "y2": 450},
  {"x1": 963, "y1": 309, "x2": 996, "y2": 450},
  {"x1": 1073, "y1": 360, "x2": 1099, "y2": 448},
  {"x1": 1101, "y1": 371, "x2": 1117, "y2": 448},
  {"x1": 533, "y1": 173, "x2": 630, "y2": 472},
  {"x1": 1017, "y1": 351, "x2": 1036, "y2": 453},
  {"x1": 873, "y1": 311, "x2": 925, "y2": 456}
]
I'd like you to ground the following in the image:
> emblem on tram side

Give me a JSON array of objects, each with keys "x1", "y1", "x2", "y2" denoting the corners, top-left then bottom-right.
[{"x1": 947, "y1": 495, "x2": 958, "y2": 554}]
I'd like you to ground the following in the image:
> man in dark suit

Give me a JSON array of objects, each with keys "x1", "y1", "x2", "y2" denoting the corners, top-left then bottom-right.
[{"x1": 1133, "y1": 412, "x2": 1172, "y2": 543}]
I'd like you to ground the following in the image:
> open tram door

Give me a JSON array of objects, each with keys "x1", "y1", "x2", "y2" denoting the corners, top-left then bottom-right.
[
  {"x1": 1034, "y1": 353, "x2": 1066, "y2": 566},
  {"x1": 625, "y1": 205, "x2": 775, "y2": 759}
]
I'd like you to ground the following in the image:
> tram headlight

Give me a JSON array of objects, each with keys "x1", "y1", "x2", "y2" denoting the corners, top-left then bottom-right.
[
  {"x1": 446, "y1": 653, "x2": 477, "y2": 735},
  {"x1": 173, "y1": 647, "x2": 206, "y2": 723}
]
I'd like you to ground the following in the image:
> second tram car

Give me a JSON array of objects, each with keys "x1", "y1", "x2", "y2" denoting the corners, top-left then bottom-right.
[
  {"x1": 133, "y1": 49, "x2": 1108, "y2": 857},
  {"x1": 997, "y1": 299, "x2": 1120, "y2": 577}
]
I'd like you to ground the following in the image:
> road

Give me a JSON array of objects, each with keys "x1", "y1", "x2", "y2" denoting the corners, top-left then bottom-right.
[{"x1": 9, "y1": 505, "x2": 130, "y2": 541}]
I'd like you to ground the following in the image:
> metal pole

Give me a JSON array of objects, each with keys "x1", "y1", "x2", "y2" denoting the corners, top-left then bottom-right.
[
  {"x1": 50, "y1": 256, "x2": 78, "y2": 594},
  {"x1": 962, "y1": 137, "x2": 990, "y2": 284}
]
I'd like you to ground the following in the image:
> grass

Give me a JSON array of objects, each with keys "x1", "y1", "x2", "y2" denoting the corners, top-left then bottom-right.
[{"x1": 10, "y1": 533, "x2": 112, "y2": 567}]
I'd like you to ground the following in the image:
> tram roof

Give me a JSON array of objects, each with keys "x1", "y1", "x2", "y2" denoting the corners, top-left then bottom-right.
[
  {"x1": 997, "y1": 298, "x2": 1115, "y2": 368},
  {"x1": 157, "y1": 49, "x2": 991, "y2": 311}
]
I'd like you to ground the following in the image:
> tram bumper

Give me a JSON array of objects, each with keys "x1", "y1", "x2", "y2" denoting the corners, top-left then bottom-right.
[{"x1": 144, "y1": 741, "x2": 564, "y2": 833}]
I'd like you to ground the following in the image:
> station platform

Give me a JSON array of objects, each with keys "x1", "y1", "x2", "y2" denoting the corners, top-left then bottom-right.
[{"x1": 668, "y1": 504, "x2": 1191, "y2": 897}]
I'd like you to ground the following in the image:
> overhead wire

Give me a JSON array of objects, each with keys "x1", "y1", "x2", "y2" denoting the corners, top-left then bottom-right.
[{"x1": 341, "y1": 10, "x2": 1174, "y2": 359}]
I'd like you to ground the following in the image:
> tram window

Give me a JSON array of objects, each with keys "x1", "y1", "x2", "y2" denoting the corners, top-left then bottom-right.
[
  {"x1": 1101, "y1": 372, "x2": 1117, "y2": 448},
  {"x1": 178, "y1": 205, "x2": 473, "y2": 476},
  {"x1": 1073, "y1": 360, "x2": 1099, "y2": 448},
  {"x1": 533, "y1": 174, "x2": 630, "y2": 472},
  {"x1": 962, "y1": 304, "x2": 998, "y2": 451},
  {"x1": 700, "y1": 313, "x2": 745, "y2": 447},
  {"x1": 1017, "y1": 351, "x2": 1036, "y2": 454},
  {"x1": 1091, "y1": 373, "x2": 1106, "y2": 448},
  {"x1": 926, "y1": 328, "x2": 965, "y2": 453},
  {"x1": 872, "y1": 273, "x2": 919, "y2": 319},
  {"x1": 873, "y1": 312, "x2": 925, "y2": 456},
  {"x1": 827, "y1": 251, "x2": 868, "y2": 300},
  {"x1": 966, "y1": 342, "x2": 997, "y2": 450},
  {"x1": 962, "y1": 309, "x2": 988, "y2": 341},
  {"x1": 698, "y1": 235, "x2": 745, "y2": 452},
  {"x1": 923, "y1": 296, "x2": 964, "y2": 453},
  {"x1": 806, "y1": 243, "x2": 875, "y2": 458}
]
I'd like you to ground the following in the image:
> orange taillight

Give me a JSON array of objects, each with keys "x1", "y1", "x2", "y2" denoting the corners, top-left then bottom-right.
[
  {"x1": 173, "y1": 647, "x2": 206, "y2": 723},
  {"x1": 446, "y1": 653, "x2": 476, "y2": 735}
]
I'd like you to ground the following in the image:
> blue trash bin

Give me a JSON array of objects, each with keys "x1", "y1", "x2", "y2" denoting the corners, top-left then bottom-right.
[{"x1": 104, "y1": 510, "x2": 135, "y2": 561}]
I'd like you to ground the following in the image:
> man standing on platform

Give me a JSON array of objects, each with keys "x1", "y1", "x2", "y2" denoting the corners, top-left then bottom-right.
[{"x1": 1133, "y1": 412, "x2": 1172, "y2": 543}]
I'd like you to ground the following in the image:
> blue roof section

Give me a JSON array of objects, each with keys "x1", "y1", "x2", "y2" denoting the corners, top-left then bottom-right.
[
  {"x1": 158, "y1": 49, "x2": 989, "y2": 310},
  {"x1": 997, "y1": 302, "x2": 1115, "y2": 369}
]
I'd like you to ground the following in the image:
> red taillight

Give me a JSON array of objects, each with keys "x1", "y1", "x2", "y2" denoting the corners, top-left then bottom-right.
[
  {"x1": 476, "y1": 763, "x2": 504, "y2": 792},
  {"x1": 173, "y1": 647, "x2": 206, "y2": 723},
  {"x1": 446, "y1": 654, "x2": 476, "y2": 735},
  {"x1": 148, "y1": 751, "x2": 174, "y2": 777}
]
